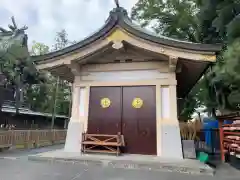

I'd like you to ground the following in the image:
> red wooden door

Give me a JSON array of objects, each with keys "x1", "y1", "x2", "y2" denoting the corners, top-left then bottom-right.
[
  {"x1": 88, "y1": 87, "x2": 122, "y2": 135},
  {"x1": 122, "y1": 86, "x2": 156, "y2": 155}
]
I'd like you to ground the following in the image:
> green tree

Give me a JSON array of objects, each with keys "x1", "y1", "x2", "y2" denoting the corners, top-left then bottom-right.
[
  {"x1": 52, "y1": 29, "x2": 75, "y2": 50},
  {"x1": 0, "y1": 17, "x2": 46, "y2": 113},
  {"x1": 30, "y1": 41, "x2": 49, "y2": 55},
  {"x1": 29, "y1": 33, "x2": 71, "y2": 116},
  {"x1": 50, "y1": 29, "x2": 71, "y2": 116},
  {"x1": 132, "y1": 0, "x2": 240, "y2": 119},
  {"x1": 211, "y1": 0, "x2": 240, "y2": 43},
  {"x1": 132, "y1": 0, "x2": 203, "y2": 120},
  {"x1": 131, "y1": 0, "x2": 200, "y2": 42},
  {"x1": 213, "y1": 39, "x2": 240, "y2": 111},
  {"x1": 199, "y1": 0, "x2": 240, "y2": 115},
  {"x1": 27, "y1": 42, "x2": 52, "y2": 112}
]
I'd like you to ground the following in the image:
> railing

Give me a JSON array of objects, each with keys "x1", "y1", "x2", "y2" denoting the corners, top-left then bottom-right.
[
  {"x1": 0, "y1": 129, "x2": 67, "y2": 149},
  {"x1": 2, "y1": 100, "x2": 31, "y2": 109}
]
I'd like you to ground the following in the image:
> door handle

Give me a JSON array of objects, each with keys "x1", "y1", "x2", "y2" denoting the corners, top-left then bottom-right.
[
  {"x1": 123, "y1": 123, "x2": 126, "y2": 128},
  {"x1": 142, "y1": 130, "x2": 147, "y2": 136},
  {"x1": 141, "y1": 129, "x2": 149, "y2": 136}
]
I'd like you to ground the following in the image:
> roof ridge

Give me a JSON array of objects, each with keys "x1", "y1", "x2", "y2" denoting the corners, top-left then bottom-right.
[{"x1": 33, "y1": 6, "x2": 222, "y2": 62}]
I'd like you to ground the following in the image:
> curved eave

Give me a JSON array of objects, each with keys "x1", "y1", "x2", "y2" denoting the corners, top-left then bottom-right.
[
  {"x1": 32, "y1": 8, "x2": 121, "y2": 62},
  {"x1": 121, "y1": 19, "x2": 222, "y2": 52},
  {"x1": 33, "y1": 7, "x2": 222, "y2": 63}
]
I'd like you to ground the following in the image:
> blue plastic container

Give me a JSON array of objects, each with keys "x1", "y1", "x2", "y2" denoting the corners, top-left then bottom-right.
[{"x1": 203, "y1": 119, "x2": 219, "y2": 147}]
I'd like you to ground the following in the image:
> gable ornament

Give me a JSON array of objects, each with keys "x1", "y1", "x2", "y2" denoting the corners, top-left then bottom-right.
[{"x1": 114, "y1": 0, "x2": 120, "y2": 8}]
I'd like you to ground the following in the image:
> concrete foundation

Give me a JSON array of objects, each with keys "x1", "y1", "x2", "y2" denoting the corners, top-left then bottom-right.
[
  {"x1": 64, "y1": 119, "x2": 83, "y2": 153},
  {"x1": 28, "y1": 149, "x2": 214, "y2": 176},
  {"x1": 161, "y1": 124, "x2": 183, "y2": 159}
]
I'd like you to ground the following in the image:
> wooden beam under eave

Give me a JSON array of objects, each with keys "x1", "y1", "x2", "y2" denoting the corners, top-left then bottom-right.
[
  {"x1": 168, "y1": 56, "x2": 178, "y2": 72},
  {"x1": 66, "y1": 61, "x2": 81, "y2": 76},
  {"x1": 47, "y1": 65, "x2": 74, "y2": 83},
  {"x1": 36, "y1": 39, "x2": 111, "y2": 70},
  {"x1": 176, "y1": 59, "x2": 209, "y2": 98},
  {"x1": 107, "y1": 28, "x2": 217, "y2": 62}
]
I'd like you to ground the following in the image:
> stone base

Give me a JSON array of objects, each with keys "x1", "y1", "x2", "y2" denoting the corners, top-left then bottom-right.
[
  {"x1": 161, "y1": 123, "x2": 183, "y2": 159},
  {"x1": 28, "y1": 150, "x2": 214, "y2": 176},
  {"x1": 64, "y1": 119, "x2": 83, "y2": 153}
]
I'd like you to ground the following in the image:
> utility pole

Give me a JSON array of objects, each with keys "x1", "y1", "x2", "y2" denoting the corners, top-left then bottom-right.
[
  {"x1": 51, "y1": 76, "x2": 59, "y2": 129},
  {"x1": 15, "y1": 61, "x2": 24, "y2": 115},
  {"x1": 15, "y1": 72, "x2": 20, "y2": 114},
  {"x1": 65, "y1": 83, "x2": 72, "y2": 129}
]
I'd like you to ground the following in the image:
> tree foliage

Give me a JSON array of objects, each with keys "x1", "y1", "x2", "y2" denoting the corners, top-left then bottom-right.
[
  {"x1": 25, "y1": 29, "x2": 72, "y2": 116},
  {"x1": 0, "y1": 17, "x2": 46, "y2": 113},
  {"x1": 132, "y1": 0, "x2": 240, "y2": 119},
  {"x1": 31, "y1": 41, "x2": 49, "y2": 55},
  {"x1": 131, "y1": 0, "x2": 200, "y2": 42}
]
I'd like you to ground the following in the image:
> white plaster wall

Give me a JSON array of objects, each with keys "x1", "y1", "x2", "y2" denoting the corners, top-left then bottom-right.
[
  {"x1": 81, "y1": 70, "x2": 170, "y2": 81},
  {"x1": 79, "y1": 87, "x2": 86, "y2": 117},
  {"x1": 161, "y1": 87, "x2": 170, "y2": 119}
]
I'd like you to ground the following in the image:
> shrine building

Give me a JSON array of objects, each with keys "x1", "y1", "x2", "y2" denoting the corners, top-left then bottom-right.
[{"x1": 34, "y1": 6, "x2": 221, "y2": 159}]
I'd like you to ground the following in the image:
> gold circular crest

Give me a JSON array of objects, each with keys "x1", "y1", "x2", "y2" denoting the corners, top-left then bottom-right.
[
  {"x1": 100, "y1": 98, "x2": 111, "y2": 108},
  {"x1": 132, "y1": 98, "x2": 143, "y2": 109}
]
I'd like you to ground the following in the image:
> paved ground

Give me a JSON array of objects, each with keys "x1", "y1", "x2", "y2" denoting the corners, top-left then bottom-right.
[
  {"x1": 0, "y1": 145, "x2": 240, "y2": 180},
  {"x1": 0, "y1": 144, "x2": 64, "y2": 159},
  {"x1": 28, "y1": 149, "x2": 214, "y2": 175}
]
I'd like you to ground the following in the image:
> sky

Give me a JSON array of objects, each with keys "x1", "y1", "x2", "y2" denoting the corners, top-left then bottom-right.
[{"x1": 0, "y1": 0, "x2": 138, "y2": 47}]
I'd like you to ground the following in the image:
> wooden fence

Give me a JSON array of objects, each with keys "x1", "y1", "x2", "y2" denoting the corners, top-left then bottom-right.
[{"x1": 0, "y1": 129, "x2": 67, "y2": 150}]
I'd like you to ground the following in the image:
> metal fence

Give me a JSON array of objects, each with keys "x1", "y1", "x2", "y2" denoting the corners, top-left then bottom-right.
[{"x1": 0, "y1": 129, "x2": 67, "y2": 149}]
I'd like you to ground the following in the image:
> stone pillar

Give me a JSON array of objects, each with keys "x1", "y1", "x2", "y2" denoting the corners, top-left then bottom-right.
[
  {"x1": 64, "y1": 83, "x2": 84, "y2": 153},
  {"x1": 160, "y1": 85, "x2": 183, "y2": 159}
]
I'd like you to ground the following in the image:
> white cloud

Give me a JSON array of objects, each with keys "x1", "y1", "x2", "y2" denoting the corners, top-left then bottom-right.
[{"x1": 0, "y1": 0, "x2": 138, "y2": 48}]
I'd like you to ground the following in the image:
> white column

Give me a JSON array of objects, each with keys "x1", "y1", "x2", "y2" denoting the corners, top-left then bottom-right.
[
  {"x1": 79, "y1": 87, "x2": 87, "y2": 131},
  {"x1": 83, "y1": 86, "x2": 90, "y2": 132},
  {"x1": 79, "y1": 87, "x2": 86, "y2": 118},
  {"x1": 64, "y1": 84, "x2": 84, "y2": 153},
  {"x1": 160, "y1": 85, "x2": 183, "y2": 159},
  {"x1": 156, "y1": 85, "x2": 162, "y2": 156},
  {"x1": 161, "y1": 87, "x2": 170, "y2": 119}
]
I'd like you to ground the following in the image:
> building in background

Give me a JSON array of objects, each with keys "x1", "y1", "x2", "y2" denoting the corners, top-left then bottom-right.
[{"x1": 0, "y1": 72, "x2": 68, "y2": 130}]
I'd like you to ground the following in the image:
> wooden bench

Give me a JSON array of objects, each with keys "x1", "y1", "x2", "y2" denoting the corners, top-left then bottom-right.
[{"x1": 81, "y1": 132, "x2": 125, "y2": 156}]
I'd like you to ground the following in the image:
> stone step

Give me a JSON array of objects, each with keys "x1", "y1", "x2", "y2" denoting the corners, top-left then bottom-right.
[{"x1": 28, "y1": 154, "x2": 214, "y2": 176}]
